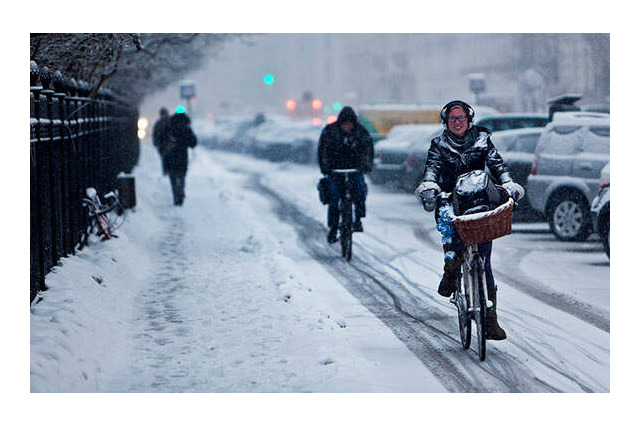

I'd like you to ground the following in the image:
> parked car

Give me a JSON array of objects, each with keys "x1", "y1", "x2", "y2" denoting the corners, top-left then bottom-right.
[
  {"x1": 591, "y1": 162, "x2": 610, "y2": 257},
  {"x1": 244, "y1": 115, "x2": 292, "y2": 156},
  {"x1": 526, "y1": 112, "x2": 610, "y2": 241},
  {"x1": 263, "y1": 120, "x2": 321, "y2": 163},
  {"x1": 489, "y1": 127, "x2": 544, "y2": 211},
  {"x1": 191, "y1": 118, "x2": 217, "y2": 148},
  {"x1": 370, "y1": 124, "x2": 441, "y2": 187},
  {"x1": 401, "y1": 128, "x2": 444, "y2": 192},
  {"x1": 210, "y1": 116, "x2": 255, "y2": 151},
  {"x1": 475, "y1": 113, "x2": 549, "y2": 132},
  {"x1": 249, "y1": 117, "x2": 322, "y2": 163}
]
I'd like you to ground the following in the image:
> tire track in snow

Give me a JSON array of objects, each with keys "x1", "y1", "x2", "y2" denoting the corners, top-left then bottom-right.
[{"x1": 252, "y1": 178, "x2": 566, "y2": 392}]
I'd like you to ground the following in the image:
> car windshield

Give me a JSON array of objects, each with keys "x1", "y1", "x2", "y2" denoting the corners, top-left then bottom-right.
[{"x1": 541, "y1": 126, "x2": 583, "y2": 155}]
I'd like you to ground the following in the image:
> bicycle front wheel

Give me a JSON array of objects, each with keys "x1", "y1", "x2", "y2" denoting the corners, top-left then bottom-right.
[
  {"x1": 455, "y1": 283, "x2": 471, "y2": 350},
  {"x1": 340, "y1": 200, "x2": 353, "y2": 261},
  {"x1": 104, "y1": 202, "x2": 126, "y2": 231},
  {"x1": 471, "y1": 255, "x2": 486, "y2": 361}
]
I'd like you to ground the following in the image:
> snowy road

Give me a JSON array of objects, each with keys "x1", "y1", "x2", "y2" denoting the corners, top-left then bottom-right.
[
  {"x1": 30, "y1": 143, "x2": 609, "y2": 393},
  {"x1": 233, "y1": 151, "x2": 610, "y2": 392}
]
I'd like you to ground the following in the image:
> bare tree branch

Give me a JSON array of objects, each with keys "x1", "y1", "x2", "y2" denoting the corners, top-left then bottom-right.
[{"x1": 31, "y1": 33, "x2": 239, "y2": 105}]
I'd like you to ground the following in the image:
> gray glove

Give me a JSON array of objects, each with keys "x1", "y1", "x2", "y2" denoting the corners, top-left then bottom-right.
[
  {"x1": 415, "y1": 181, "x2": 441, "y2": 212},
  {"x1": 502, "y1": 180, "x2": 525, "y2": 201},
  {"x1": 420, "y1": 189, "x2": 437, "y2": 211}
]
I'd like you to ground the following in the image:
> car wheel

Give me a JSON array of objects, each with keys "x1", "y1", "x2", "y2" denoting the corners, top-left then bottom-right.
[{"x1": 548, "y1": 193, "x2": 592, "y2": 241}]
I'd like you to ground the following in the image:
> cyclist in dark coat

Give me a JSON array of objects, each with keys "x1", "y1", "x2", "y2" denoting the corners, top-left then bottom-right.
[
  {"x1": 156, "y1": 109, "x2": 197, "y2": 206},
  {"x1": 317, "y1": 106, "x2": 374, "y2": 244},
  {"x1": 415, "y1": 100, "x2": 524, "y2": 340}
]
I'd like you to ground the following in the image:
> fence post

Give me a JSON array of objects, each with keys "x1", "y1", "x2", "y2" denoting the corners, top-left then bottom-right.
[
  {"x1": 67, "y1": 77, "x2": 80, "y2": 255},
  {"x1": 37, "y1": 66, "x2": 55, "y2": 281},
  {"x1": 30, "y1": 61, "x2": 45, "y2": 301},
  {"x1": 53, "y1": 71, "x2": 73, "y2": 257}
]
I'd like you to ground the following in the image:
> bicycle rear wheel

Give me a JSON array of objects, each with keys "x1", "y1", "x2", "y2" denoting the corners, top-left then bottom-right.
[
  {"x1": 471, "y1": 255, "x2": 486, "y2": 361},
  {"x1": 340, "y1": 200, "x2": 353, "y2": 261}
]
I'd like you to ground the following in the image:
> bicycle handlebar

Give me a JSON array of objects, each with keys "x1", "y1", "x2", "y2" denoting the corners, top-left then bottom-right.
[
  {"x1": 82, "y1": 197, "x2": 118, "y2": 215},
  {"x1": 331, "y1": 169, "x2": 360, "y2": 174}
]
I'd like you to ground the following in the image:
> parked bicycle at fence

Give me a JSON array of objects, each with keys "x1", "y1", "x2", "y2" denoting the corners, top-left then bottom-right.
[{"x1": 79, "y1": 187, "x2": 126, "y2": 248}]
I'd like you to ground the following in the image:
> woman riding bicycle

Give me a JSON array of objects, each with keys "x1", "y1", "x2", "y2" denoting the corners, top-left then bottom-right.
[{"x1": 415, "y1": 100, "x2": 524, "y2": 340}]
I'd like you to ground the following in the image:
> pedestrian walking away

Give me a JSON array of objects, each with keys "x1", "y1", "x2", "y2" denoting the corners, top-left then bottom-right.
[
  {"x1": 152, "y1": 107, "x2": 171, "y2": 163},
  {"x1": 154, "y1": 107, "x2": 198, "y2": 206},
  {"x1": 415, "y1": 100, "x2": 524, "y2": 340},
  {"x1": 317, "y1": 106, "x2": 374, "y2": 244}
]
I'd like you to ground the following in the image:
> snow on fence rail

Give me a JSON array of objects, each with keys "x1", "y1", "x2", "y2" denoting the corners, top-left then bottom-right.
[{"x1": 30, "y1": 61, "x2": 139, "y2": 303}]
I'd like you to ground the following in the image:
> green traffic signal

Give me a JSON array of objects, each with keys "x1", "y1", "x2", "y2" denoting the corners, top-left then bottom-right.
[{"x1": 263, "y1": 74, "x2": 274, "y2": 85}]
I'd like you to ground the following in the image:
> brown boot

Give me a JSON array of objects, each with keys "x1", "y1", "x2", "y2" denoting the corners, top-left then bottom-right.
[
  {"x1": 486, "y1": 288, "x2": 506, "y2": 340},
  {"x1": 438, "y1": 256, "x2": 462, "y2": 297}
]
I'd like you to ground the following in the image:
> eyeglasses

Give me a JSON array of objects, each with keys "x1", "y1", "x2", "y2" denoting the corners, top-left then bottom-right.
[{"x1": 448, "y1": 115, "x2": 467, "y2": 123}]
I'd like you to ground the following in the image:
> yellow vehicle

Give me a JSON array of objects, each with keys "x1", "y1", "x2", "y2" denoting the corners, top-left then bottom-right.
[{"x1": 358, "y1": 104, "x2": 442, "y2": 142}]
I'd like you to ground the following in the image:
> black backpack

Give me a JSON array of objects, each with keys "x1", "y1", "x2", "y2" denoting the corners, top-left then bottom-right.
[
  {"x1": 317, "y1": 176, "x2": 330, "y2": 205},
  {"x1": 452, "y1": 170, "x2": 507, "y2": 216}
]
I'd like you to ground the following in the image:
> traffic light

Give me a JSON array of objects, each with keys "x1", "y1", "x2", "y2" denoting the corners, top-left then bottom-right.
[
  {"x1": 312, "y1": 99, "x2": 322, "y2": 110},
  {"x1": 286, "y1": 99, "x2": 297, "y2": 110},
  {"x1": 263, "y1": 74, "x2": 274, "y2": 85}
]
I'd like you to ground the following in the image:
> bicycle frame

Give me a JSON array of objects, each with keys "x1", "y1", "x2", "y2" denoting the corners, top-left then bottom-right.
[
  {"x1": 460, "y1": 243, "x2": 489, "y2": 361},
  {"x1": 332, "y1": 169, "x2": 359, "y2": 261},
  {"x1": 437, "y1": 191, "x2": 489, "y2": 361}
]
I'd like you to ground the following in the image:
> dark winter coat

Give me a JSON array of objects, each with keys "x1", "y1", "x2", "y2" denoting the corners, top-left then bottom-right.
[
  {"x1": 161, "y1": 113, "x2": 198, "y2": 175},
  {"x1": 422, "y1": 126, "x2": 512, "y2": 192},
  {"x1": 317, "y1": 107, "x2": 374, "y2": 175},
  {"x1": 152, "y1": 114, "x2": 171, "y2": 154}
]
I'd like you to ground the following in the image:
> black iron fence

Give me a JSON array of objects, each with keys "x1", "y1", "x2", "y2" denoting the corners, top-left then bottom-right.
[{"x1": 30, "y1": 61, "x2": 140, "y2": 303}]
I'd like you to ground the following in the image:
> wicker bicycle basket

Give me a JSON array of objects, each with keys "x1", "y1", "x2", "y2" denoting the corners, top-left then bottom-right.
[{"x1": 452, "y1": 198, "x2": 514, "y2": 246}]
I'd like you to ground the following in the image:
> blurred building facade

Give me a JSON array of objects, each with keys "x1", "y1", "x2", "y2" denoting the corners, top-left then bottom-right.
[{"x1": 144, "y1": 33, "x2": 609, "y2": 118}]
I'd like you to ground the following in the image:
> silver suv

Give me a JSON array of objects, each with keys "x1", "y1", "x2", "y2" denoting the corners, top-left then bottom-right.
[{"x1": 527, "y1": 112, "x2": 610, "y2": 241}]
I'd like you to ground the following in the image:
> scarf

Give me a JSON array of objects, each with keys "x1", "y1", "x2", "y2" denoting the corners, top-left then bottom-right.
[{"x1": 443, "y1": 127, "x2": 478, "y2": 153}]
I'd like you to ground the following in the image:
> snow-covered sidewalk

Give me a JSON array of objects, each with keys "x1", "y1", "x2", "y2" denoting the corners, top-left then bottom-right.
[{"x1": 30, "y1": 143, "x2": 445, "y2": 393}]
